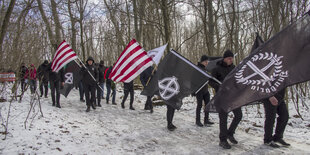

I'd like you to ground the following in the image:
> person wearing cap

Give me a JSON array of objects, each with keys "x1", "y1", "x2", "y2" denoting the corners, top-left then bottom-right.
[
  {"x1": 97, "y1": 60, "x2": 106, "y2": 107},
  {"x1": 81, "y1": 57, "x2": 99, "y2": 112},
  {"x1": 195, "y1": 55, "x2": 214, "y2": 127},
  {"x1": 209, "y1": 50, "x2": 243, "y2": 149},
  {"x1": 37, "y1": 60, "x2": 50, "y2": 98},
  {"x1": 24, "y1": 64, "x2": 37, "y2": 94}
]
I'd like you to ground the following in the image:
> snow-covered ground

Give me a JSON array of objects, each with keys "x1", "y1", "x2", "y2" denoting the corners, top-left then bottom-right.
[{"x1": 0, "y1": 84, "x2": 310, "y2": 154}]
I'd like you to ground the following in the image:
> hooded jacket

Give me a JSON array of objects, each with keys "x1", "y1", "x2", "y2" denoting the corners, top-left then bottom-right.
[
  {"x1": 209, "y1": 60, "x2": 235, "y2": 92},
  {"x1": 81, "y1": 57, "x2": 99, "y2": 86}
]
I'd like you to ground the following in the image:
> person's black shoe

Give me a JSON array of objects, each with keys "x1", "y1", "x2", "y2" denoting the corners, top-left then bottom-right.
[
  {"x1": 264, "y1": 141, "x2": 280, "y2": 148},
  {"x1": 274, "y1": 138, "x2": 290, "y2": 147},
  {"x1": 112, "y1": 102, "x2": 117, "y2": 105},
  {"x1": 228, "y1": 135, "x2": 238, "y2": 144},
  {"x1": 121, "y1": 104, "x2": 125, "y2": 109},
  {"x1": 80, "y1": 99, "x2": 85, "y2": 102},
  {"x1": 196, "y1": 121, "x2": 203, "y2": 127},
  {"x1": 91, "y1": 104, "x2": 96, "y2": 110},
  {"x1": 150, "y1": 109, "x2": 153, "y2": 113},
  {"x1": 40, "y1": 94, "x2": 43, "y2": 97},
  {"x1": 106, "y1": 101, "x2": 109, "y2": 104},
  {"x1": 167, "y1": 124, "x2": 177, "y2": 131},
  {"x1": 219, "y1": 141, "x2": 231, "y2": 149},
  {"x1": 130, "y1": 106, "x2": 135, "y2": 110},
  {"x1": 56, "y1": 104, "x2": 61, "y2": 108},
  {"x1": 98, "y1": 103, "x2": 102, "y2": 107},
  {"x1": 204, "y1": 120, "x2": 214, "y2": 126},
  {"x1": 86, "y1": 106, "x2": 90, "y2": 112},
  {"x1": 52, "y1": 103, "x2": 55, "y2": 106},
  {"x1": 45, "y1": 95, "x2": 48, "y2": 98},
  {"x1": 101, "y1": 96, "x2": 105, "y2": 99}
]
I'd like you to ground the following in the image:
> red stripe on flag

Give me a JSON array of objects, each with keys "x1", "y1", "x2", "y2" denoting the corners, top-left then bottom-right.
[
  {"x1": 111, "y1": 52, "x2": 147, "y2": 81},
  {"x1": 109, "y1": 44, "x2": 142, "y2": 78},
  {"x1": 53, "y1": 53, "x2": 77, "y2": 72},
  {"x1": 52, "y1": 44, "x2": 71, "y2": 69},
  {"x1": 119, "y1": 57, "x2": 153, "y2": 82},
  {"x1": 52, "y1": 41, "x2": 67, "y2": 66},
  {"x1": 52, "y1": 48, "x2": 74, "y2": 70}
]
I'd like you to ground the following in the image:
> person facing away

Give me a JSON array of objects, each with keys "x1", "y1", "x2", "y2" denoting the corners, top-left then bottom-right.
[
  {"x1": 96, "y1": 60, "x2": 106, "y2": 107},
  {"x1": 140, "y1": 66, "x2": 154, "y2": 113},
  {"x1": 19, "y1": 62, "x2": 28, "y2": 92},
  {"x1": 47, "y1": 63, "x2": 64, "y2": 108},
  {"x1": 81, "y1": 57, "x2": 98, "y2": 112},
  {"x1": 105, "y1": 65, "x2": 116, "y2": 105},
  {"x1": 195, "y1": 55, "x2": 214, "y2": 127},
  {"x1": 37, "y1": 60, "x2": 49, "y2": 98},
  {"x1": 209, "y1": 50, "x2": 243, "y2": 149},
  {"x1": 24, "y1": 64, "x2": 37, "y2": 94},
  {"x1": 121, "y1": 81, "x2": 135, "y2": 110}
]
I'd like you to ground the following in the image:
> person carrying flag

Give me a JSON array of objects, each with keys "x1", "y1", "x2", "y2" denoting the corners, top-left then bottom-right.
[
  {"x1": 209, "y1": 50, "x2": 243, "y2": 149},
  {"x1": 140, "y1": 66, "x2": 154, "y2": 113},
  {"x1": 47, "y1": 63, "x2": 64, "y2": 108},
  {"x1": 121, "y1": 81, "x2": 135, "y2": 110}
]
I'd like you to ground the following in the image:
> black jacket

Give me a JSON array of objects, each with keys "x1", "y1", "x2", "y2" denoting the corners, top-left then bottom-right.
[
  {"x1": 47, "y1": 63, "x2": 64, "y2": 82},
  {"x1": 105, "y1": 66, "x2": 113, "y2": 86},
  {"x1": 140, "y1": 66, "x2": 153, "y2": 87},
  {"x1": 196, "y1": 62, "x2": 209, "y2": 95},
  {"x1": 37, "y1": 62, "x2": 50, "y2": 82},
  {"x1": 209, "y1": 60, "x2": 235, "y2": 92},
  {"x1": 19, "y1": 65, "x2": 28, "y2": 80},
  {"x1": 98, "y1": 64, "x2": 106, "y2": 83},
  {"x1": 81, "y1": 63, "x2": 99, "y2": 86},
  {"x1": 262, "y1": 88, "x2": 286, "y2": 104}
]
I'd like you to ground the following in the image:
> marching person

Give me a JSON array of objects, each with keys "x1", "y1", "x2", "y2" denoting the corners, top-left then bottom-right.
[
  {"x1": 81, "y1": 57, "x2": 98, "y2": 112},
  {"x1": 78, "y1": 62, "x2": 85, "y2": 102},
  {"x1": 19, "y1": 62, "x2": 28, "y2": 92},
  {"x1": 209, "y1": 50, "x2": 243, "y2": 149},
  {"x1": 140, "y1": 66, "x2": 154, "y2": 113},
  {"x1": 97, "y1": 60, "x2": 106, "y2": 107},
  {"x1": 195, "y1": 55, "x2": 214, "y2": 127},
  {"x1": 167, "y1": 104, "x2": 176, "y2": 131},
  {"x1": 263, "y1": 88, "x2": 290, "y2": 148},
  {"x1": 121, "y1": 81, "x2": 135, "y2": 110},
  {"x1": 48, "y1": 63, "x2": 64, "y2": 108},
  {"x1": 105, "y1": 65, "x2": 116, "y2": 105},
  {"x1": 37, "y1": 60, "x2": 49, "y2": 98},
  {"x1": 24, "y1": 64, "x2": 37, "y2": 94}
]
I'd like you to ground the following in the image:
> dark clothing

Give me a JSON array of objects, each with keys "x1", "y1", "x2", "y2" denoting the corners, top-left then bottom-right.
[
  {"x1": 106, "y1": 82, "x2": 116, "y2": 104},
  {"x1": 48, "y1": 64, "x2": 64, "y2": 106},
  {"x1": 37, "y1": 62, "x2": 50, "y2": 82},
  {"x1": 140, "y1": 66, "x2": 154, "y2": 111},
  {"x1": 81, "y1": 63, "x2": 98, "y2": 107},
  {"x1": 210, "y1": 59, "x2": 242, "y2": 142},
  {"x1": 104, "y1": 66, "x2": 113, "y2": 86},
  {"x1": 97, "y1": 64, "x2": 105, "y2": 105},
  {"x1": 167, "y1": 104, "x2": 175, "y2": 126},
  {"x1": 39, "y1": 82, "x2": 48, "y2": 97},
  {"x1": 19, "y1": 65, "x2": 28, "y2": 92},
  {"x1": 79, "y1": 81, "x2": 84, "y2": 100},
  {"x1": 121, "y1": 81, "x2": 134, "y2": 108},
  {"x1": 209, "y1": 60, "x2": 235, "y2": 92},
  {"x1": 98, "y1": 64, "x2": 106, "y2": 83},
  {"x1": 263, "y1": 89, "x2": 288, "y2": 143}
]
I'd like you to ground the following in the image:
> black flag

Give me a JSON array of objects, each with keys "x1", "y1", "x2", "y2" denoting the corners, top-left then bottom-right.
[
  {"x1": 142, "y1": 49, "x2": 219, "y2": 110},
  {"x1": 60, "y1": 61, "x2": 81, "y2": 97},
  {"x1": 213, "y1": 12, "x2": 310, "y2": 112},
  {"x1": 250, "y1": 32, "x2": 265, "y2": 54}
]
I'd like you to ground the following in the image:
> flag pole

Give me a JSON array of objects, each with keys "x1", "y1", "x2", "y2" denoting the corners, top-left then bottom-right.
[
  {"x1": 77, "y1": 58, "x2": 104, "y2": 92},
  {"x1": 145, "y1": 65, "x2": 157, "y2": 86}
]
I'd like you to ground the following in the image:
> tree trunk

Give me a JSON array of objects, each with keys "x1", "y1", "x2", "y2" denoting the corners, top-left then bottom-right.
[{"x1": 0, "y1": 0, "x2": 16, "y2": 53}]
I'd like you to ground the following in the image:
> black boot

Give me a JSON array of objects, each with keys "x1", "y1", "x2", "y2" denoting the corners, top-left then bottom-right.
[
  {"x1": 228, "y1": 135, "x2": 238, "y2": 144},
  {"x1": 130, "y1": 106, "x2": 135, "y2": 110},
  {"x1": 167, "y1": 123, "x2": 177, "y2": 131},
  {"x1": 219, "y1": 140, "x2": 231, "y2": 149},
  {"x1": 204, "y1": 119, "x2": 214, "y2": 126},
  {"x1": 52, "y1": 103, "x2": 55, "y2": 106},
  {"x1": 196, "y1": 121, "x2": 203, "y2": 127},
  {"x1": 56, "y1": 103, "x2": 61, "y2": 108},
  {"x1": 121, "y1": 103, "x2": 125, "y2": 109},
  {"x1": 98, "y1": 102, "x2": 102, "y2": 107},
  {"x1": 86, "y1": 106, "x2": 90, "y2": 112},
  {"x1": 91, "y1": 103, "x2": 96, "y2": 110}
]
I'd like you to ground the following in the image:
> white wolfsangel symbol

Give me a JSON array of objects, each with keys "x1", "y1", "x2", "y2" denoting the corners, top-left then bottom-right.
[
  {"x1": 65, "y1": 72, "x2": 73, "y2": 84},
  {"x1": 235, "y1": 52, "x2": 288, "y2": 93},
  {"x1": 158, "y1": 76, "x2": 180, "y2": 100}
]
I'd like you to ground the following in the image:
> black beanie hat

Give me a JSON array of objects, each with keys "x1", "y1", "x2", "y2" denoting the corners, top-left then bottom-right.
[
  {"x1": 223, "y1": 50, "x2": 234, "y2": 58},
  {"x1": 200, "y1": 55, "x2": 208, "y2": 62},
  {"x1": 100, "y1": 60, "x2": 104, "y2": 65},
  {"x1": 44, "y1": 60, "x2": 48, "y2": 65},
  {"x1": 86, "y1": 56, "x2": 94, "y2": 63}
]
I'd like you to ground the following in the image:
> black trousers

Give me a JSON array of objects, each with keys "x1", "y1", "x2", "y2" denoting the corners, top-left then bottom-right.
[
  {"x1": 21, "y1": 79, "x2": 26, "y2": 92},
  {"x1": 196, "y1": 92, "x2": 210, "y2": 123},
  {"x1": 219, "y1": 107, "x2": 242, "y2": 142},
  {"x1": 264, "y1": 101, "x2": 289, "y2": 143},
  {"x1": 121, "y1": 88, "x2": 134, "y2": 107},
  {"x1": 50, "y1": 80, "x2": 60, "y2": 106},
  {"x1": 145, "y1": 96, "x2": 153, "y2": 110},
  {"x1": 79, "y1": 81, "x2": 84, "y2": 100},
  {"x1": 84, "y1": 83, "x2": 96, "y2": 107},
  {"x1": 97, "y1": 84, "x2": 103, "y2": 105},
  {"x1": 167, "y1": 104, "x2": 175, "y2": 125},
  {"x1": 40, "y1": 81, "x2": 48, "y2": 97}
]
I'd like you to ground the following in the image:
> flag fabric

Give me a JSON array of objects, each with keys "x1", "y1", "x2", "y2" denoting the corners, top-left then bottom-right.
[
  {"x1": 60, "y1": 61, "x2": 81, "y2": 97},
  {"x1": 141, "y1": 49, "x2": 216, "y2": 110},
  {"x1": 250, "y1": 32, "x2": 265, "y2": 53},
  {"x1": 51, "y1": 40, "x2": 78, "y2": 72},
  {"x1": 109, "y1": 39, "x2": 154, "y2": 83},
  {"x1": 213, "y1": 12, "x2": 310, "y2": 112},
  {"x1": 147, "y1": 43, "x2": 167, "y2": 65}
]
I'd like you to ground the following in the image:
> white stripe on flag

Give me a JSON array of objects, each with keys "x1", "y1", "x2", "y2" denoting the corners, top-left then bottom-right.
[
  {"x1": 53, "y1": 51, "x2": 75, "y2": 72},
  {"x1": 123, "y1": 61, "x2": 153, "y2": 83},
  {"x1": 54, "y1": 56, "x2": 77, "y2": 72},
  {"x1": 52, "y1": 42, "x2": 68, "y2": 68},
  {"x1": 112, "y1": 43, "x2": 139, "y2": 74}
]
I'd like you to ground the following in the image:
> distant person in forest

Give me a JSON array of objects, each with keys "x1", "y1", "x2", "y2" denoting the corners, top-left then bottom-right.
[
  {"x1": 97, "y1": 60, "x2": 106, "y2": 107},
  {"x1": 37, "y1": 60, "x2": 49, "y2": 98},
  {"x1": 19, "y1": 62, "x2": 28, "y2": 92},
  {"x1": 81, "y1": 57, "x2": 98, "y2": 112},
  {"x1": 24, "y1": 64, "x2": 37, "y2": 94},
  {"x1": 105, "y1": 65, "x2": 116, "y2": 105}
]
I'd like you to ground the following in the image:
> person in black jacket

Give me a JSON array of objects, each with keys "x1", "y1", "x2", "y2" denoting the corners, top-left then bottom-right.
[
  {"x1": 19, "y1": 62, "x2": 28, "y2": 92},
  {"x1": 121, "y1": 81, "x2": 135, "y2": 110},
  {"x1": 195, "y1": 55, "x2": 214, "y2": 127},
  {"x1": 48, "y1": 63, "x2": 64, "y2": 108},
  {"x1": 37, "y1": 60, "x2": 49, "y2": 98},
  {"x1": 105, "y1": 66, "x2": 116, "y2": 104},
  {"x1": 81, "y1": 57, "x2": 99, "y2": 112},
  {"x1": 209, "y1": 50, "x2": 242, "y2": 149},
  {"x1": 140, "y1": 66, "x2": 154, "y2": 113},
  {"x1": 263, "y1": 88, "x2": 290, "y2": 148},
  {"x1": 96, "y1": 60, "x2": 106, "y2": 107}
]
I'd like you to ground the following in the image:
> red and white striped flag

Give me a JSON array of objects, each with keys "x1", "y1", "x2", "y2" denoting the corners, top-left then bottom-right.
[
  {"x1": 51, "y1": 40, "x2": 78, "y2": 72},
  {"x1": 109, "y1": 39, "x2": 154, "y2": 83}
]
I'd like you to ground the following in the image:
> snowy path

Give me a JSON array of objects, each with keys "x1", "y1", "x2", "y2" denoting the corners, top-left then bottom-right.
[{"x1": 0, "y1": 89, "x2": 310, "y2": 154}]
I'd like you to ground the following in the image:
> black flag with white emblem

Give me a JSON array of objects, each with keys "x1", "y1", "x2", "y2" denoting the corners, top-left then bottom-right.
[
  {"x1": 60, "y1": 61, "x2": 81, "y2": 97},
  {"x1": 142, "y1": 49, "x2": 218, "y2": 110},
  {"x1": 213, "y1": 12, "x2": 310, "y2": 112}
]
